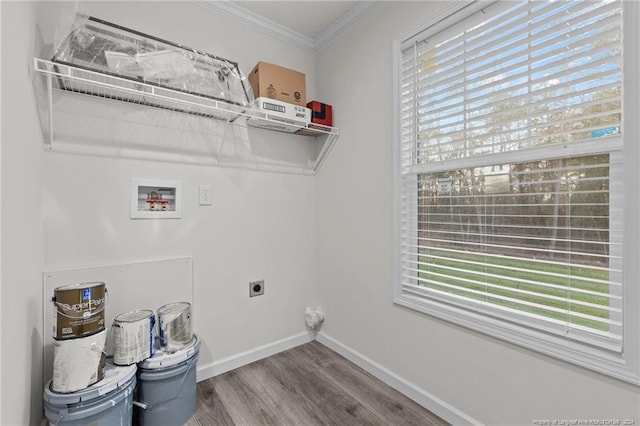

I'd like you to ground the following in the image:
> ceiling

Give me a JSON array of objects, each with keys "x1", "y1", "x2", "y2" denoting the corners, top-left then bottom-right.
[{"x1": 195, "y1": 0, "x2": 378, "y2": 52}]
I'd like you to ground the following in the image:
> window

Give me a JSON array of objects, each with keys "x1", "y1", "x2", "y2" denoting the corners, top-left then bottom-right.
[{"x1": 393, "y1": 0, "x2": 640, "y2": 383}]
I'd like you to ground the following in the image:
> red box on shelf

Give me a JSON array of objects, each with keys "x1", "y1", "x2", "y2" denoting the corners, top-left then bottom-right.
[{"x1": 307, "y1": 101, "x2": 333, "y2": 127}]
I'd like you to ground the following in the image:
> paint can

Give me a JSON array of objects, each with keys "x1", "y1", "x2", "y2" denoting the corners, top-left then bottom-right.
[
  {"x1": 158, "y1": 302, "x2": 192, "y2": 352},
  {"x1": 53, "y1": 282, "x2": 106, "y2": 339},
  {"x1": 135, "y1": 335, "x2": 200, "y2": 426},
  {"x1": 52, "y1": 329, "x2": 107, "y2": 393},
  {"x1": 44, "y1": 359, "x2": 136, "y2": 426},
  {"x1": 111, "y1": 309, "x2": 155, "y2": 366}
]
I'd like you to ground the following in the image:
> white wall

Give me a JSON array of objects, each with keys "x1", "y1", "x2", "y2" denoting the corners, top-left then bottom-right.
[
  {"x1": 2, "y1": 1, "x2": 320, "y2": 424},
  {"x1": 1, "y1": 2, "x2": 45, "y2": 424},
  {"x1": 41, "y1": 0, "x2": 321, "y2": 373},
  {"x1": 1, "y1": 2, "x2": 3, "y2": 421},
  {"x1": 315, "y1": 2, "x2": 640, "y2": 425},
  {"x1": 4, "y1": 1, "x2": 639, "y2": 425}
]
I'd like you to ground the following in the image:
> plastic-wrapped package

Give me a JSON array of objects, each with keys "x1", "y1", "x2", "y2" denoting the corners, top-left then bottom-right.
[{"x1": 52, "y1": 15, "x2": 253, "y2": 113}]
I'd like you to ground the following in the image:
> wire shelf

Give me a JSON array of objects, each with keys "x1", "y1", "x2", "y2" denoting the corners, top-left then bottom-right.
[{"x1": 33, "y1": 57, "x2": 338, "y2": 174}]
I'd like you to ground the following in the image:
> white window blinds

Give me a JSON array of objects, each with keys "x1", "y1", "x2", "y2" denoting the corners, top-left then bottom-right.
[{"x1": 397, "y1": 0, "x2": 624, "y2": 354}]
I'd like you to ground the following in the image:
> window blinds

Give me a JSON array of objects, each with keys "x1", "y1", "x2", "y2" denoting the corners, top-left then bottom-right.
[{"x1": 399, "y1": 0, "x2": 623, "y2": 352}]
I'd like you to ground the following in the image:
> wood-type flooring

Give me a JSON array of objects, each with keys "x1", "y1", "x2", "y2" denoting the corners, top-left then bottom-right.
[{"x1": 186, "y1": 340, "x2": 449, "y2": 426}]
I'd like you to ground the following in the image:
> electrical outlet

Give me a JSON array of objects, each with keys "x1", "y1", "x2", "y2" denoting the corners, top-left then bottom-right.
[
  {"x1": 199, "y1": 185, "x2": 212, "y2": 206},
  {"x1": 250, "y1": 280, "x2": 264, "y2": 297}
]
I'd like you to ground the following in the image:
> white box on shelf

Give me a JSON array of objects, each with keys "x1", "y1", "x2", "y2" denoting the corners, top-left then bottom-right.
[
  {"x1": 131, "y1": 178, "x2": 182, "y2": 219},
  {"x1": 247, "y1": 97, "x2": 311, "y2": 133}
]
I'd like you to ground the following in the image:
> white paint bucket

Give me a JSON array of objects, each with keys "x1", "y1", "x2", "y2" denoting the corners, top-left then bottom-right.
[
  {"x1": 158, "y1": 302, "x2": 192, "y2": 352},
  {"x1": 136, "y1": 335, "x2": 200, "y2": 426},
  {"x1": 111, "y1": 309, "x2": 155, "y2": 366},
  {"x1": 52, "y1": 329, "x2": 107, "y2": 393},
  {"x1": 44, "y1": 360, "x2": 136, "y2": 425}
]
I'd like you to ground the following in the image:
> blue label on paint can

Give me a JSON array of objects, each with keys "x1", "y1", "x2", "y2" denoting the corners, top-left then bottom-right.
[
  {"x1": 149, "y1": 316, "x2": 155, "y2": 357},
  {"x1": 82, "y1": 288, "x2": 91, "y2": 300}
]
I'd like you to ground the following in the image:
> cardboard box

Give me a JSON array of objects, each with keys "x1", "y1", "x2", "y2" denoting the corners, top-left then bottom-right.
[
  {"x1": 307, "y1": 101, "x2": 333, "y2": 127},
  {"x1": 248, "y1": 62, "x2": 306, "y2": 106}
]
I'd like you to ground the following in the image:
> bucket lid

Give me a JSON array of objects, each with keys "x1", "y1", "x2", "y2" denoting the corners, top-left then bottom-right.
[
  {"x1": 139, "y1": 335, "x2": 199, "y2": 369},
  {"x1": 54, "y1": 281, "x2": 105, "y2": 291},
  {"x1": 114, "y1": 309, "x2": 154, "y2": 323},
  {"x1": 157, "y1": 301, "x2": 191, "y2": 315},
  {"x1": 44, "y1": 359, "x2": 136, "y2": 404}
]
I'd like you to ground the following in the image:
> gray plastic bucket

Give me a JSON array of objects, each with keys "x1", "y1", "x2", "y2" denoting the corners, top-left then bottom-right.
[
  {"x1": 43, "y1": 361, "x2": 136, "y2": 426},
  {"x1": 135, "y1": 335, "x2": 200, "y2": 426}
]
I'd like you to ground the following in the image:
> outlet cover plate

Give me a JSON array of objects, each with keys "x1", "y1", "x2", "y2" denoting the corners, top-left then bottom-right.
[
  {"x1": 250, "y1": 280, "x2": 264, "y2": 297},
  {"x1": 199, "y1": 185, "x2": 212, "y2": 206}
]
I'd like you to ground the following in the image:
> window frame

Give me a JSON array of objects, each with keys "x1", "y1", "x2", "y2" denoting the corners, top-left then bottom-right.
[{"x1": 392, "y1": 0, "x2": 640, "y2": 385}]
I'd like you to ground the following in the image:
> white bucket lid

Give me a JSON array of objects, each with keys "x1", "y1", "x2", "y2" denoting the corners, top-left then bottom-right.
[
  {"x1": 139, "y1": 334, "x2": 199, "y2": 370},
  {"x1": 44, "y1": 360, "x2": 136, "y2": 404},
  {"x1": 114, "y1": 309, "x2": 154, "y2": 323}
]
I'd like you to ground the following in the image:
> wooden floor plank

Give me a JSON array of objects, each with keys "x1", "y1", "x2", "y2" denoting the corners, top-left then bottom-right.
[
  {"x1": 185, "y1": 341, "x2": 449, "y2": 426},
  {"x1": 187, "y1": 379, "x2": 236, "y2": 426},
  {"x1": 296, "y1": 342, "x2": 446, "y2": 426},
  {"x1": 265, "y1": 349, "x2": 385, "y2": 425},
  {"x1": 235, "y1": 360, "x2": 335, "y2": 425},
  {"x1": 213, "y1": 369, "x2": 283, "y2": 425}
]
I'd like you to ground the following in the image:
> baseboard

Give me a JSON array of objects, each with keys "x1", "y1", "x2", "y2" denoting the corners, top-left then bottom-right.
[
  {"x1": 196, "y1": 331, "x2": 314, "y2": 382},
  {"x1": 315, "y1": 332, "x2": 481, "y2": 426}
]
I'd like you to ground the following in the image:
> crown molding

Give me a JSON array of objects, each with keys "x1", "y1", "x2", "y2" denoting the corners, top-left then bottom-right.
[
  {"x1": 193, "y1": 0, "x2": 315, "y2": 51},
  {"x1": 193, "y1": 0, "x2": 377, "y2": 53},
  {"x1": 314, "y1": 1, "x2": 378, "y2": 50}
]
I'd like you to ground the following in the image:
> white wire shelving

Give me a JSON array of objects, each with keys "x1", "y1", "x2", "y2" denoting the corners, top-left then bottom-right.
[{"x1": 32, "y1": 57, "x2": 338, "y2": 174}]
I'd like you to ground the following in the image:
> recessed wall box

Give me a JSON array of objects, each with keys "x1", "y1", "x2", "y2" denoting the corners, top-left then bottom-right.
[
  {"x1": 131, "y1": 178, "x2": 182, "y2": 219},
  {"x1": 247, "y1": 97, "x2": 310, "y2": 133}
]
